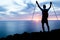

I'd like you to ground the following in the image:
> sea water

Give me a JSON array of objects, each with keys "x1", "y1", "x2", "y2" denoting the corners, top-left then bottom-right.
[{"x1": 0, "y1": 20, "x2": 60, "y2": 38}]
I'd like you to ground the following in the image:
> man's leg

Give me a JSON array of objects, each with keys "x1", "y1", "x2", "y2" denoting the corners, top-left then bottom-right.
[
  {"x1": 46, "y1": 21, "x2": 50, "y2": 32},
  {"x1": 42, "y1": 22, "x2": 45, "y2": 32}
]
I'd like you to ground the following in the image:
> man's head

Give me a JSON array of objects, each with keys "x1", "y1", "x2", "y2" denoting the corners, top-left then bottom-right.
[{"x1": 43, "y1": 5, "x2": 46, "y2": 9}]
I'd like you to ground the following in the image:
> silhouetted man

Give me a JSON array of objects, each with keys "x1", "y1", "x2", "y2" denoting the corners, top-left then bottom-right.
[{"x1": 36, "y1": 1, "x2": 52, "y2": 32}]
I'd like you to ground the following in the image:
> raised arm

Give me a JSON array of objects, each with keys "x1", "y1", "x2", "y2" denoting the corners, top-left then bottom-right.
[
  {"x1": 36, "y1": 1, "x2": 43, "y2": 11},
  {"x1": 48, "y1": 2, "x2": 52, "y2": 11}
]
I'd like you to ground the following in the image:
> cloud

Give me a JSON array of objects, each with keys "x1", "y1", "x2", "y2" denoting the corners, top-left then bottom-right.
[
  {"x1": 40, "y1": 1, "x2": 60, "y2": 8},
  {"x1": 21, "y1": 3, "x2": 34, "y2": 12},
  {"x1": 0, "y1": 0, "x2": 60, "y2": 20},
  {"x1": 53, "y1": 1, "x2": 60, "y2": 7},
  {"x1": 0, "y1": 6, "x2": 7, "y2": 12}
]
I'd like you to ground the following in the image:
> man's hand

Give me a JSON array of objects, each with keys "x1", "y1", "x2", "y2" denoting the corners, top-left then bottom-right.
[
  {"x1": 36, "y1": 1, "x2": 38, "y2": 4},
  {"x1": 50, "y1": 2, "x2": 52, "y2": 5}
]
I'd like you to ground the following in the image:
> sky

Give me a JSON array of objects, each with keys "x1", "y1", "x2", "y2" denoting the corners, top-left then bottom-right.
[{"x1": 0, "y1": 0, "x2": 60, "y2": 20}]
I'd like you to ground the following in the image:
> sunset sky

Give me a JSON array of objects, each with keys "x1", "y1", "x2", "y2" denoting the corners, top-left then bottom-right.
[{"x1": 0, "y1": 0, "x2": 60, "y2": 20}]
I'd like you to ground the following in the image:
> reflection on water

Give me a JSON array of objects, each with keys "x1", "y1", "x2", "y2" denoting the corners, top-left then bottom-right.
[{"x1": 0, "y1": 20, "x2": 60, "y2": 38}]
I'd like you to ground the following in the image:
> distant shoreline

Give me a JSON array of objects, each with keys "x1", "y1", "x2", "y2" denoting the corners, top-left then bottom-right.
[{"x1": 0, "y1": 20, "x2": 59, "y2": 21}]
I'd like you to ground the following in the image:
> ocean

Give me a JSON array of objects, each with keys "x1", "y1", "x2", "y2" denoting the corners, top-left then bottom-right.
[{"x1": 0, "y1": 20, "x2": 60, "y2": 38}]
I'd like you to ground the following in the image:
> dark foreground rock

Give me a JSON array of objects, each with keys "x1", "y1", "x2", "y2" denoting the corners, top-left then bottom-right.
[{"x1": 0, "y1": 29, "x2": 60, "y2": 40}]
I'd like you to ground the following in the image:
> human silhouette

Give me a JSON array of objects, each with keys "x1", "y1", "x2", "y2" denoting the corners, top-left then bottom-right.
[{"x1": 36, "y1": 1, "x2": 52, "y2": 32}]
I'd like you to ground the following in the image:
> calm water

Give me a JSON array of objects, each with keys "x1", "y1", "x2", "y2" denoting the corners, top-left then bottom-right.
[{"x1": 0, "y1": 20, "x2": 60, "y2": 38}]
